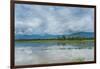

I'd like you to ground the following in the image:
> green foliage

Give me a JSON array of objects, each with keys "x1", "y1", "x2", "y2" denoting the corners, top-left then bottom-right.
[
  {"x1": 15, "y1": 35, "x2": 94, "y2": 41},
  {"x1": 56, "y1": 35, "x2": 94, "y2": 40}
]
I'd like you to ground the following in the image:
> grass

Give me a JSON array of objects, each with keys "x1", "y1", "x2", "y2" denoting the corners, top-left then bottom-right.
[{"x1": 15, "y1": 39, "x2": 94, "y2": 44}]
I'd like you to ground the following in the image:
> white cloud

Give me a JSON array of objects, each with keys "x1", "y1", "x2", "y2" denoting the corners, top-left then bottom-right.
[{"x1": 15, "y1": 4, "x2": 94, "y2": 35}]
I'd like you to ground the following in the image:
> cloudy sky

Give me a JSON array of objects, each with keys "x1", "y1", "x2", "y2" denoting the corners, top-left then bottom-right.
[{"x1": 15, "y1": 4, "x2": 94, "y2": 35}]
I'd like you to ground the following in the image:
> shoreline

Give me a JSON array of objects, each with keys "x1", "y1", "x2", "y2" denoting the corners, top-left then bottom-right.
[{"x1": 15, "y1": 39, "x2": 94, "y2": 43}]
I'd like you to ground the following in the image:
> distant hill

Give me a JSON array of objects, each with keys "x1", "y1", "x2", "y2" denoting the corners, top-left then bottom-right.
[
  {"x1": 15, "y1": 32, "x2": 94, "y2": 40},
  {"x1": 15, "y1": 34, "x2": 59, "y2": 40},
  {"x1": 68, "y1": 32, "x2": 94, "y2": 38}
]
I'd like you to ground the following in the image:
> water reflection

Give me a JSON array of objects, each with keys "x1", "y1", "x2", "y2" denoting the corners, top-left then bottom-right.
[{"x1": 15, "y1": 41, "x2": 94, "y2": 65}]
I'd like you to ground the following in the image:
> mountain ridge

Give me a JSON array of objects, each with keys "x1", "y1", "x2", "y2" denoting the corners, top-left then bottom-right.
[{"x1": 15, "y1": 32, "x2": 94, "y2": 39}]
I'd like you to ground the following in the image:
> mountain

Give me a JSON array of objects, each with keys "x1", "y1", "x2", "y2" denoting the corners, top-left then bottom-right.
[
  {"x1": 15, "y1": 32, "x2": 94, "y2": 40},
  {"x1": 69, "y1": 32, "x2": 94, "y2": 38},
  {"x1": 15, "y1": 34, "x2": 60, "y2": 40}
]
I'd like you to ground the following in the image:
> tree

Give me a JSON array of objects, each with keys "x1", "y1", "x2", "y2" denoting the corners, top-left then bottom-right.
[{"x1": 62, "y1": 35, "x2": 66, "y2": 40}]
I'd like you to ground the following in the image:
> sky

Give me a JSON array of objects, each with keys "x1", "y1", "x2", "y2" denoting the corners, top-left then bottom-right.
[{"x1": 15, "y1": 4, "x2": 94, "y2": 35}]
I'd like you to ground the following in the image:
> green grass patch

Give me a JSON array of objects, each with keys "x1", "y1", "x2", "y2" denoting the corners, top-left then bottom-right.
[{"x1": 15, "y1": 39, "x2": 94, "y2": 43}]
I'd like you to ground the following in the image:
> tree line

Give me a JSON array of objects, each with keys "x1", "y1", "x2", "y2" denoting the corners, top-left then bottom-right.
[{"x1": 16, "y1": 35, "x2": 94, "y2": 41}]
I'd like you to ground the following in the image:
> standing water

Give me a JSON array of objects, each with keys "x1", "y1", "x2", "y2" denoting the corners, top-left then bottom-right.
[{"x1": 15, "y1": 40, "x2": 94, "y2": 65}]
